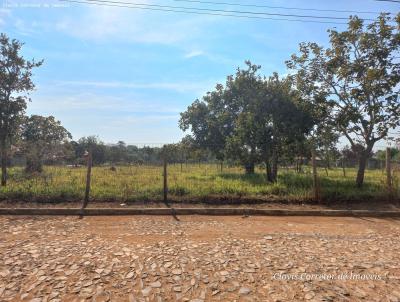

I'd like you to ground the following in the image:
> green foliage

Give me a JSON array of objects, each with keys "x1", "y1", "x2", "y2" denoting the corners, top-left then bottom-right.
[
  {"x1": 287, "y1": 13, "x2": 400, "y2": 186},
  {"x1": 179, "y1": 82, "x2": 232, "y2": 161},
  {"x1": 71, "y1": 136, "x2": 109, "y2": 165},
  {"x1": 180, "y1": 62, "x2": 314, "y2": 176},
  {"x1": 21, "y1": 115, "x2": 71, "y2": 173},
  {"x1": 0, "y1": 164, "x2": 397, "y2": 203},
  {"x1": 375, "y1": 148, "x2": 400, "y2": 161},
  {"x1": 0, "y1": 33, "x2": 43, "y2": 141},
  {"x1": 0, "y1": 33, "x2": 42, "y2": 185}
]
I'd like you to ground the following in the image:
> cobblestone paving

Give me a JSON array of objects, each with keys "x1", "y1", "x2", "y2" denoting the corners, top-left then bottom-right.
[{"x1": 0, "y1": 215, "x2": 400, "y2": 301}]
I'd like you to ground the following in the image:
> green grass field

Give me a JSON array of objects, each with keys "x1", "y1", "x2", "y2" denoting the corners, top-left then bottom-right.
[{"x1": 0, "y1": 164, "x2": 398, "y2": 203}]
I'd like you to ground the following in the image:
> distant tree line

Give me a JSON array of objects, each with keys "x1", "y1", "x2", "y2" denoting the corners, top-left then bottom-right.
[
  {"x1": 66, "y1": 136, "x2": 218, "y2": 166},
  {"x1": 8, "y1": 136, "x2": 216, "y2": 167}
]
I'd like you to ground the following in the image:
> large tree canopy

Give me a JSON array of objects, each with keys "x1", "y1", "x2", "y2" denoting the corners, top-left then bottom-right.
[
  {"x1": 287, "y1": 13, "x2": 400, "y2": 187},
  {"x1": 180, "y1": 61, "x2": 313, "y2": 178}
]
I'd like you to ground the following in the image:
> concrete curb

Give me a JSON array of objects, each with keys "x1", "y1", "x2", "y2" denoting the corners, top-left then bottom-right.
[{"x1": 0, "y1": 208, "x2": 400, "y2": 217}]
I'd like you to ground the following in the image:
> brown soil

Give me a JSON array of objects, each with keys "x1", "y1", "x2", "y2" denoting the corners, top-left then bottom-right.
[{"x1": 1, "y1": 199, "x2": 400, "y2": 212}]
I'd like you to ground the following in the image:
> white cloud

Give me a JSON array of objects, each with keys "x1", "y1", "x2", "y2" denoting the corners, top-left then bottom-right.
[
  {"x1": 2, "y1": 1, "x2": 218, "y2": 46},
  {"x1": 13, "y1": 18, "x2": 37, "y2": 36},
  {"x1": 104, "y1": 114, "x2": 179, "y2": 128},
  {"x1": 184, "y1": 50, "x2": 205, "y2": 59},
  {"x1": 53, "y1": 79, "x2": 215, "y2": 94},
  {"x1": 55, "y1": 4, "x2": 217, "y2": 45},
  {"x1": 0, "y1": 8, "x2": 11, "y2": 28},
  {"x1": 55, "y1": 6, "x2": 124, "y2": 41},
  {"x1": 26, "y1": 91, "x2": 184, "y2": 143},
  {"x1": 28, "y1": 91, "x2": 182, "y2": 113}
]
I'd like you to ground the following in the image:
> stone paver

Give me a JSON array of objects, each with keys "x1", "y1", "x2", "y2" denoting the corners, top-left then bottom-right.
[{"x1": 0, "y1": 215, "x2": 399, "y2": 301}]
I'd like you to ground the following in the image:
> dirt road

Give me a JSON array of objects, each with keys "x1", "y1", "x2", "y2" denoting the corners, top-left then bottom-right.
[{"x1": 1, "y1": 215, "x2": 399, "y2": 301}]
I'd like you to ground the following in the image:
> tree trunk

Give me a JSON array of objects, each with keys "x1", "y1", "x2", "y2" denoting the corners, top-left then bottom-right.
[
  {"x1": 266, "y1": 161, "x2": 273, "y2": 182},
  {"x1": 25, "y1": 157, "x2": 43, "y2": 173},
  {"x1": 298, "y1": 157, "x2": 303, "y2": 173},
  {"x1": 271, "y1": 154, "x2": 278, "y2": 182},
  {"x1": 25, "y1": 149, "x2": 43, "y2": 173},
  {"x1": 245, "y1": 162, "x2": 255, "y2": 174},
  {"x1": 356, "y1": 156, "x2": 367, "y2": 187},
  {"x1": 245, "y1": 146, "x2": 256, "y2": 174},
  {"x1": 1, "y1": 137, "x2": 7, "y2": 186},
  {"x1": 356, "y1": 148, "x2": 372, "y2": 188}
]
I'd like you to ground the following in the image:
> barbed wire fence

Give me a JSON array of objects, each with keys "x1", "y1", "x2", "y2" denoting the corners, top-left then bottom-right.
[
  {"x1": 0, "y1": 139, "x2": 399, "y2": 208},
  {"x1": 80, "y1": 140, "x2": 400, "y2": 206}
]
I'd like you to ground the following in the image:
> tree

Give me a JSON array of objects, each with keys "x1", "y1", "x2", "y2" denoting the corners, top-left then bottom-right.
[
  {"x1": 180, "y1": 62, "x2": 264, "y2": 173},
  {"x1": 223, "y1": 62, "x2": 265, "y2": 174},
  {"x1": 375, "y1": 147, "x2": 399, "y2": 162},
  {"x1": 75, "y1": 136, "x2": 107, "y2": 165},
  {"x1": 21, "y1": 115, "x2": 71, "y2": 173},
  {"x1": 341, "y1": 144, "x2": 368, "y2": 166},
  {"x1": 180, "y1": 61, "x2": 313, "y2": 177},
  {"x1": 0, "y1": 33, "x2": 42, "y2": 184},
  {"x1": 178, "y1": 135, "x2": 211, "y2": 163},
  {"x1": 108, "y1": 141, "x2": 128, "y2": 164},
  {"x1": 258, "y1": 74, "x2": 314, "y2": 181},
  {"x1": 224, "y1": 72, "x2": 313, "y2": 178},
  {"x1": 180, "y1": 83, "x2": 232, "y2": 162},
  {"x1": 287, "y1": 14, "x2": 400, "y2": 187},
  {"x1": 314, "y1": 124, "x2": 340, "y2": 170}
]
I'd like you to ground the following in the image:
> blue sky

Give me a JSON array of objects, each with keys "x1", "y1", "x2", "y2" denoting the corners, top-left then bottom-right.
[{"x1": 0, "y1": 0, "x2": 397, "y2": 144}]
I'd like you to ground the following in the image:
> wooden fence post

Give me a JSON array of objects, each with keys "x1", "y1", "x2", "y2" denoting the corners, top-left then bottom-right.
[
  {"x1": 386, "y1": 147, "x2": 392, "y2": 193},
  {"x1": 81, "y1": 150, "x2": 92, "y2": 212},
  {"x1": 163, "y1": 155, "x2": 168, "y2": 203},
  {"x1": 312, "y1": 149, "x2": 320, "y2": 202}
]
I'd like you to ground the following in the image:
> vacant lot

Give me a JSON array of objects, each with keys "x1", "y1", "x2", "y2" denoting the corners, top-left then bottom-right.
[
  {"x1": 1, "y1": 215, "x2": 399, "y2": 301},
  {"x1": 1, "y1": 164, "x2": 399, "y2": 203}
]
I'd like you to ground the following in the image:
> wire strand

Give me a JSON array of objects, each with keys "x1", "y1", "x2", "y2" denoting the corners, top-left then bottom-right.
[
  {"x1": 375, "y1": 0, "x2": 400, "y2": 3},
  {"x1": 59, "y1": 0, "x2": 349, "y2": 24},
  {"x1": 77, "y1": 0, "x2": 377, "y2": 21},
  {"x1": 172, "y1": 0, "x2": 384, "y2": 15}
]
